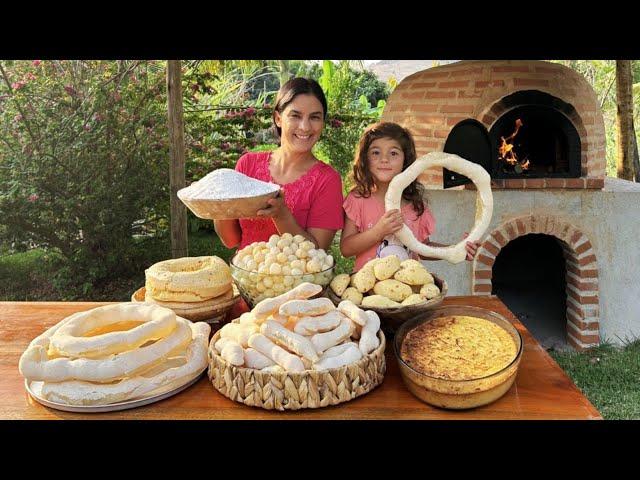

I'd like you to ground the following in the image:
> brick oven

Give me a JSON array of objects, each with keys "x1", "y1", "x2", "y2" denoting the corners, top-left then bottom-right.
[{"x1": 382, "y1": 60, "x2": 640, "y2": 350}]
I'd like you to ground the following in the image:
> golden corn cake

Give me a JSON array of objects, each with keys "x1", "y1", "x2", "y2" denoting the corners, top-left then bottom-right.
[{"x1": 400, "y1": 316, "x2": 517, "y2": 381}]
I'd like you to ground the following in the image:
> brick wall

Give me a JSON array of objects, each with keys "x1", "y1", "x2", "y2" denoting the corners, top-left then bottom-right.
[
  {"x1": 472, "y1": 214, "x2": 600, "y2": 350},
  {"x1": 381, "y1": 60, "x2": 606, "y2": 189}
]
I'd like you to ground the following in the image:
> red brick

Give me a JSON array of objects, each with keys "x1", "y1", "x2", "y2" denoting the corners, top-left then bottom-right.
[
  {"x1": 570, "y1": 230, "x2": 583, "y2": 244},
  {"x1": 447, "y1": 117, "x2": 468, "y2": 126},
  {"x1": 426, "y1": 91, "x2": 456, "y2": 99},
  {"x1": 483, "y1": 241, "x2": 500, "y2": 256},
  {"x1": 567, "y1": 335, "x2": 586, "y2": 351},
  {"x1": 545, "y1": 178, "x2": 566, "y2": 188},
  {"x1": 412, "y1": 104, "x2": 439, "y2": 112},
  {"x1": 505, "y1": 179, "x2": 525, "y2": 188},
  {"x1": 586, "y1": 178, "x2": 604, "y2": 189},
  {"x1": 580, "y1": 294, "x2": 599, "y2": 305},
  {"x1": 566, "y1": 263, "x2": 579, "y2": 277},
  {"x1": 409, "y1": 82, "x2": 437, "y2": 89},
  {"x1": 413, "y1": 115, "x2": 445, "y2": 125},
  {"x1": 475, "y1": 269, "x2": 493, "y2": 279},
  {"x1": 490, "y1": 179, "x2": 505, "y2": 188},
  {"x1": 459, "y1": 90, "x2": 484, "y2": 99},
  {"x1": 441, "y1": 104, "x2": 475, "y2": 114},
  {"x1": 572, "y1": 331, "x2": 600, "y2": 345},
  {"x1": 492, "y1": 66, "x2": 531, "y2": 73},
  {"x1": 401, "y1": 91, "x2": 426, "y2": 99},
  {"x1": 566, "y1": 178, "x2": 586, "y2": 188},
  {"x1": 432, "y1": 129, "x2": 450, "y2": 139},
  {"x1": 493, "y1": 230, "x2": 507, "y2": 247},
  {"x1": 505, "y1": 223, "x2": 516, "y2": 239},
  {"x1": 514, "y1": 78, "x2": 550, "y2": 87},
  {"x1": 475, "y1": 80, "x2": 505, "y2": 88},
  {"x1": 473, "y1": 283, "x2": 492, "y2": 293},
  {"x1": 525, "y1": 179, "x2": 545, "y2": 188},
  {"x1": 575, "y1": 240, "x2": 593, "y2": 255},
  {"x1": 438, "y1": 80, "x2": 470, "y2": 88},
  {"x1": 422, "y1": 71, "x2": 450, "y2": 78},
  {"x1": 567, "y1": 317, "x2": 600, "y2": 332},
  {"x1": 477, "y1": 254, "x2": 495, "y2": 267},
  {"x1": 516, "y1": 219, "x2": 526, "y2": 235},
  {"x1": 451, "y1": 68, "x2": 484, "y2": 77},
  {"x1": 580, "y1": 269, "x2": 598, "y2": 278},
  {"x1": 534, "y1": 66, "x2": 560, "y2": 74},
  {"x1": 578, "y1": 254, "x2": 597, "y2": 267}
]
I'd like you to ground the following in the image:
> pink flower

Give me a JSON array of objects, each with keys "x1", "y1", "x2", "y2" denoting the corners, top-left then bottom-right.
[
  {"x1": 11, "y1": 81, "x2": 26, "y2": 90},
  {"x1": 14, "y1": 114, "x2": 23, "y2": 122},
  {"x1": 83, "y1": 124, "x2": 91, "y2": 131},
  {"x1": 26, "y1": 73, "x2": 36, "y2": 81},
  {"x1": 330, "y1": 119, "x2": 343, "y2": 128},
  {"x1": 245, "y1": 107, "x2": 256, "y2": 117},
  {"x1": 64, "y1": 85, "x2": 77, "y2": 96},
  {"x1": 28, "y1": 193, "x2": 39, "y2": 202},
  {"x1": 220, "y1": 142, "x2": 230, "y2": 151},
  {"x1": 32, "y1": 60, "x2": 41, "y2": 67},
  {"x1": 92, "y1": 113, "x2": 103, "y2": 122}
]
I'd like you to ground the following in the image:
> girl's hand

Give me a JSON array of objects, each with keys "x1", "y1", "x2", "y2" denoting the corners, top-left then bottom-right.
[
  {"x1": 462, "y1": 232, "x2": 480, "y2": 261},
  {"x1": 256, "y1": 191, "x2": 290, "y2": 220},
  {"x1": 374, "y1": 209, "x2": 405, "y2": 240}
]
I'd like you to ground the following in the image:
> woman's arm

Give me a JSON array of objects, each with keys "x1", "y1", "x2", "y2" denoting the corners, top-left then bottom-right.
[{"x1": 213, "y1": 219, "x2": 242, "y2": 249}]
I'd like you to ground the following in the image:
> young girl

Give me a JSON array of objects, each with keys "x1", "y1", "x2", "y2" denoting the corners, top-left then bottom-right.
[{"x1": 340, "y1": 122, "x2": 478, "y2": 271}]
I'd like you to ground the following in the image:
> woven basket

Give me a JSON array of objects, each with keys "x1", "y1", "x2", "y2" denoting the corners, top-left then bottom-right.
[
  {"x1": 327, "y1": 274, "x2": 447, "y2": 335},
  {"x1": 207, "y1": 329, "x2": 386, "y2": 410}
]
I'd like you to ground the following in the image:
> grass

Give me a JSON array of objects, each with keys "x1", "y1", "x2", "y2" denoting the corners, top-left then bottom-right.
[
  {"x1": 549, "y1": 340, "x2": 640, "y2": 419},
  {"x1": 3, "y1": 232, "x2": 639, "y2": 419}
]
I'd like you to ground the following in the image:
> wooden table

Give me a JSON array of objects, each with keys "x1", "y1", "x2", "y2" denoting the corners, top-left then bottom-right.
[{"x1": 0, "y1": 296, "x2": 602, "y2": 420}]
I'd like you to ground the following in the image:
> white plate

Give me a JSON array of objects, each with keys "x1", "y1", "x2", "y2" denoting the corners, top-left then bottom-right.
[{"x1": 25, "y1": 368, "x2": 206, "y2": 413}]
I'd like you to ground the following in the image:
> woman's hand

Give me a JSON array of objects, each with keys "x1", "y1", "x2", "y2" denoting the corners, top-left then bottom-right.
[
  {"x1": 374, "y1": 209, "x2": 405, "y2": 240},
  {"x1": 256, "y1": 191, "x2": 291, "y2": 220},
  {"x1": 462, "y1": 232, "x2": 480, "y2": 261}
]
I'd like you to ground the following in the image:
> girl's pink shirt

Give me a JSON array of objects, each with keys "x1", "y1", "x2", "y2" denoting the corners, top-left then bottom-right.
[
  {"x1": 235, "y1": 151, "x2": 344, "y2": 249},
  {"x1": 343, "y1": 191, "x2": 436, "y2": 271}
]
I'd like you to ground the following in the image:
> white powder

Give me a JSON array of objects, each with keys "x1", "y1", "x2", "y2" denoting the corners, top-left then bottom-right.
[{"x1": 178, "y1": 168, "x2": 280, "y2": 200}]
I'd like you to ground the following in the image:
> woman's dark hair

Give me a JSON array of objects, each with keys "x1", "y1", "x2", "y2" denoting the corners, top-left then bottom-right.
[
  {"x1": 272, "y1": 77, "x2": 328, "y2": 138},
  {"x1": 350, "y1": 122, "x2": 425, "y2": 216}
]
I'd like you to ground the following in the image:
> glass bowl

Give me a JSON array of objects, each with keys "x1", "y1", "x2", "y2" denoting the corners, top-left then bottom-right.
[
  {"x1": 394, "y1": 305, "x2": 523, "y2": 410},
  {"x1": 230, "y1": 256, "x2": 335, "y2": 309}
]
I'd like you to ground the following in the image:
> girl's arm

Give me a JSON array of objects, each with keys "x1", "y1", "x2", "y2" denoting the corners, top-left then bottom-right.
[
  {"x1": 341, "y1": 210, "x2": 404, "y2": 258},
  {"x1": 213, "y1": 219, "x2": 242, "y2": 249},
  {"x1": 418, "y1": 235, "x2": 479, "y2": 261}
]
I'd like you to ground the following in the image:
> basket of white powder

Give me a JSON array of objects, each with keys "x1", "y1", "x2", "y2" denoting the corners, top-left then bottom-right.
[{"x1": 178, "y1": 169, "x2": 281, "y2": 220}]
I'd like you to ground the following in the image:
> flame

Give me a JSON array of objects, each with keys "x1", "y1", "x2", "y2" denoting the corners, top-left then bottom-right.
[{"x1": 498, "y1": 119, "x2": 529, "y2": 171}]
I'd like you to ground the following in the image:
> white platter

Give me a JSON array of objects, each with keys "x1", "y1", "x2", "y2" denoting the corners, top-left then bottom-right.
[{"x1": 25, "y1": 368, "x2": 205, "y2": 413}]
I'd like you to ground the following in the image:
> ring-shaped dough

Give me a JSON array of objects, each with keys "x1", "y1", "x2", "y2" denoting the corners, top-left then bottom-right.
[
  {"x1": 385, "y1": 152, "x2": 493, "y2": 264},
  {"x1": 39, "y1": 322, "x2": 210, "y2": 406},
  {"x1": 48, "y1": 303, "x2": 177, "y2": 358},
  {"x1": 145, "y1": 256, "x2": 231, "y2": 302}
]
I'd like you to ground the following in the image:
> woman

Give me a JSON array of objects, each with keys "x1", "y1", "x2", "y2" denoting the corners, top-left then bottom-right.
[{"x1": 214, "y1": 77, "x2": 344, "y2": 252}]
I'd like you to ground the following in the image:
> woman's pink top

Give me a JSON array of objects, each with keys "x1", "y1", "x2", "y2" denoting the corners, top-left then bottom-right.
[
  {"x1": 343, "y1": 191, "x2": 436, "y2": 271},
  {"x1": 235, "y1": 151, "x2": 344, "y2": 249}
]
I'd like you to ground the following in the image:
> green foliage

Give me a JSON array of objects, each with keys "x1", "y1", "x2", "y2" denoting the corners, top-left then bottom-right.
[
  {"x1": 313, "y1": 61, "x2": 389, "y2": 182},
  {"x1": 553, "y1": 60, "x2": 640, "y2": 177},
  {"x1": 0, "y1": 60, "x2": 170, "y2": 297}
]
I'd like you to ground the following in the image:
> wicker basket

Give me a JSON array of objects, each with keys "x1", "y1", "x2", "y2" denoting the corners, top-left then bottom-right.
[
  {"x1": 326, "y1": 274, "x2": 448, "y2": 335},
  {"x1": 132, "y1": 285, "x2": 240, "y2": 332},
  {"x1": 207, "y1": 329, "x2": 386, "y2": 410}
]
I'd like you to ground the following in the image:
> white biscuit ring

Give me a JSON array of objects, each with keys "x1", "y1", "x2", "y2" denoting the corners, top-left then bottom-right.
[
  {"x1": 385, "y1": 152, "x2": 493, "y2": 264},
  {"x1": 47, "y1": 303, "x2": 177, "y2": 358}
]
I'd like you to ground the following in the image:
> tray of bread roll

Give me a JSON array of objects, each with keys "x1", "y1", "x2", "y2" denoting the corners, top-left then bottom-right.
[{"x1": 207, "y1": 282, "x2": 386, "y2": 410}]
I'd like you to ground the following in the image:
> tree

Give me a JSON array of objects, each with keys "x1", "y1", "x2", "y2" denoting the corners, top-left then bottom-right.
[{"x1": 615, "y1": 60, "x2": 640, "y2": 181}]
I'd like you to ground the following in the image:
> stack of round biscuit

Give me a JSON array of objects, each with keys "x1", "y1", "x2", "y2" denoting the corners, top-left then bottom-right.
[{"x1": 141, "y1": 256, "x2": 237, "y2": 322}]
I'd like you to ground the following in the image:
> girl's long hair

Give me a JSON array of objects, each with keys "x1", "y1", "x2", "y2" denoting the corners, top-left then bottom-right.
[{"x1": 350, "y1": 122, "x2": 425, "y2": 216}]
